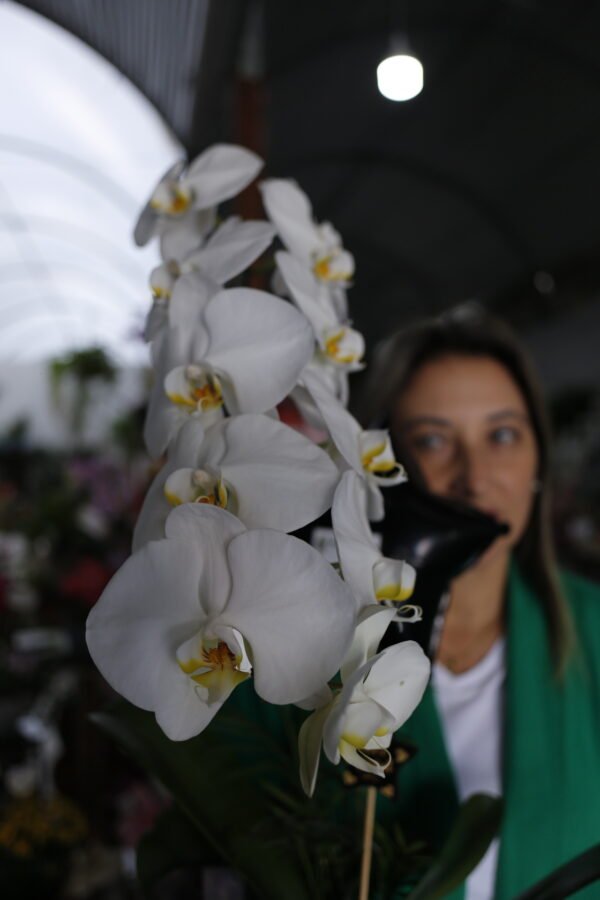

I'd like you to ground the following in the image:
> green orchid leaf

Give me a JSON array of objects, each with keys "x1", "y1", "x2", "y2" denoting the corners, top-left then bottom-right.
[
  {"x1": 406, "y1": 794, "x2": 503, "y2": 900},
  {"x1": 136, "y1": 806, "x2": 221, "y2": 892},
  {"x1": 513, "y1": 841, "x2": 600, "y2": 900},
  {"x1": 91, "y1": 698, "x2": 313, "y2": 900}
]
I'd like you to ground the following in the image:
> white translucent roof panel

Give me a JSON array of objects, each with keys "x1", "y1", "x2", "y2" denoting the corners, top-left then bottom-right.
[{"x1": 0, "y1": 2, "x2": 184, "y2": 364}]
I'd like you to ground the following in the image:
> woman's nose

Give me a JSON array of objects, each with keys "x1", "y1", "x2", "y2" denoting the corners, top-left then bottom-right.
[{"x1": 448, "y1": 445, "x2": 491, "y2": 500}]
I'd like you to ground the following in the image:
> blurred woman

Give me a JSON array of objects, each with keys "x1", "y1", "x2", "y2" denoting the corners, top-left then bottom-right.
[{"x1": 363, "y1": 308, "x2": 600, "y2": 900}]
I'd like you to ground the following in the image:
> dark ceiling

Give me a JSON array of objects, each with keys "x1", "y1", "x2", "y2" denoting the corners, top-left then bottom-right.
[
  {"x1": 264, "y1": 0, "x2": 600, "y2": 345},
  {"x1": 12, "y1": 0, "x2": 600, "y2": 369}
]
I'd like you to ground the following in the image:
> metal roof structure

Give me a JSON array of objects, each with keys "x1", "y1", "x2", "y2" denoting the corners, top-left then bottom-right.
[{"x1": 9, "y1": 0, "x2": 600, "y2": 369}]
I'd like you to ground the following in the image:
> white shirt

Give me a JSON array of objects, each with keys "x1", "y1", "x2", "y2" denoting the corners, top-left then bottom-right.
[{"x1": 432, "y1": 639, "x2": 505, "y2": 900}]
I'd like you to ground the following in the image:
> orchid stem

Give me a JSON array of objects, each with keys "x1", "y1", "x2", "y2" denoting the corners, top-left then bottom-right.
[{"x1": 358, "y1": 785, "x2": 377, "y2": 900}]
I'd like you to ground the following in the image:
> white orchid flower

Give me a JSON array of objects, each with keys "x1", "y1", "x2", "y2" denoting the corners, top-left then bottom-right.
[
  {"x1": 259, "y1": 179, "x2": 355, "y2": 289},
  {"x1": 276, "y1": 251, "x2": 364, "y2": 372},
  {"x1": 150, "y1": 217, "x2": 275, "y2": 300},
  {"x1": 134, "y1": 145, "x2": 263, "y2": 247},
  {"x1": 159, "y1": 207, "x2": 217, "y2": 263},
  {"x1": 145, "y1": 270, "x2": 218, "y2": 343},
  {"x1": 87, "y1": 505, "x2": 356, "y2": 741},
  {"x1": 144, "y1": 288, "x2": 314, "y2": 458},
  {"x1": 302, "y1": 370, "x2": 406, "y2": 521},
  {"x1": 330, "y1": 470, "x2": 421, "y2": 682},
  {"x1": 145, "y1": 218, "x2": 275, "y2": 340},
  {"x1": 298, "y1": 638, "x2": 430, "y2": 796},
  {"x1": 133, "y1": 413, "x2": 340, "y2": 550},
  {"x1": 332, "y1": 471, "x2": 417, "y2": 610}
]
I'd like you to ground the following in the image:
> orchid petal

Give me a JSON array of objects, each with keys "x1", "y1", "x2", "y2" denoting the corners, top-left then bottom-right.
[
  {"x1": 164, "y1": 505, "x2": 245, "y2": 617},
  {"x1": 324, "y1": 643, "x2": 429, "y2": 763},
  {"x1": 134, "y1": 159, "x2": 185, "y2": 246},
  {"x1": 301, "y1": 369, "x2": 363, "y2": 471},
  {"x1": 150, "y1": 263, "x2": 178, "y2": 299},
  {"x1": 295, "y1": 683, "x2": 334, "y2": 712},
  {"x1": 361, "y1": 642, "x2": 430, "y2": 725},
  {"x1": 359, "y1": 431, "x2": 406, "y2": 487},
  {"x1": 191, "y1": 218, "x2": 275, "y2": 285},
  {"x1": 86, "y1": 539, "x2": 210, "y2": 739},
  {"x1": 159, "y1": 207, "x2": 217, "y2": 261},
  {"x1": 144, "y1": 326, "x2": 219, "y2": 456},
  {"x1": 338, "y1": 741, "x2": 390, "y2": 777},
  {"x1": 366, "y1": 480, "x2": 385, "y2": 522},
  {"x1": 338, "y1": 699, "x2": 395, "y2": 750},
  {"x1": 203, "y1": 289, "x2": 313, "y2": 413},
  {"x1": 373, "y1": 558, "x2": 416, "y2": 602},
  {"x1": 132, "y1": 464, "x2": 171, "y2": 551},
  {"x1": 185, "y1": 144, "x2": 263, "y2": 207},
  {"x1": 150, "y1": 323, "x2": 196, "y2": 375},
  {"x1": 298, "y1": 705, "x2": 331, "y2": 797},
  {"x1": 144, "y1": 299, "x2": 169, "y2": 342},
  {"x1": 275, "y1": 251, "x2": 337, "y2": 334},
  {"x1": 155, "y1": 684, "x2": 222, "y2": 741},
  {"x1": 219, "y1": 530, "x2": 354, "y2": 704},
  {"x1": 144, "y1": 385, "x2": 187, "y2": 460},
  {"x1": 319, "y1": 326, "x2": 365, "y2": 371},
  {"x1": 169, "y1": 271, "x2": 218, "y2": 331},
  {"x1": 259, "y1": 179, "x2": 318, "y2": 264},
  {"x1": 332, "y1": 471, "x2": 381, "y2": 607},
  {"x1": 340, "y1": 605, "x2": 398, "y2": 683},
  {"x1": 208, "y1": 414, "x2": 340, "y2": 531}
]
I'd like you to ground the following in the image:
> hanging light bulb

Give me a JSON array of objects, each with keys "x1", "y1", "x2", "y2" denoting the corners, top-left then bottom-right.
[{"x1": 377, "y1": 35, "x2": 423, "y2": 101}]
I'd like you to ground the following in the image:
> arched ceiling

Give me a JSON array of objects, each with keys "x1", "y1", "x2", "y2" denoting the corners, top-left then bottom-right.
[{"x1": 8, "y1": 0, "x2": 600, "y2": 377}]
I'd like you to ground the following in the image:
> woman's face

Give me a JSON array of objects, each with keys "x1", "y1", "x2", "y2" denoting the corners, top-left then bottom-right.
[{"x1": 391, "y1": 354, "x2": 539, "y2": 557}]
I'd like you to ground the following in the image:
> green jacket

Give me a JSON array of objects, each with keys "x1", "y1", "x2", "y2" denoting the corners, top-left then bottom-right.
[{"x1": 385, "y1": 564, "x2": 600, "y2": 898}]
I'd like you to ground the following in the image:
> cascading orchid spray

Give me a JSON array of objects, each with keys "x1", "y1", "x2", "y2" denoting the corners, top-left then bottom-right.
[{"x1": 86, "y1": 145, "x2": 430, "y2": 899}]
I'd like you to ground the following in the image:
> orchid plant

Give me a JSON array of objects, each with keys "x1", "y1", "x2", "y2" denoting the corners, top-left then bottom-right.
[{"x1": 88, "y1": 145, "x2": 498, "y2": 899}]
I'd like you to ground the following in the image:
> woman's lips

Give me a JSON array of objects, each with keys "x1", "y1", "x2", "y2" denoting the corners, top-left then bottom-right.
[{"x1": 474, "y1": 505, "x2": 502, "y2": 521}]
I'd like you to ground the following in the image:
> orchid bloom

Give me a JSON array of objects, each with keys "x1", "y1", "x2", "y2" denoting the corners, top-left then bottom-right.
[
  {"x1": 158, "y1": 207, "x2": 217, "y2": 265},
  {"x1": 276, "y1": 251, "x2": 364, "y2": 372},
  {"x1": 132, "y1": 413, "x2": 340, "y2": 550},
  {"x1": 150, "y1": 217, "x2": 275, "y2": 304},
  {"x1": 259, "y1": 179, "x2": 355, "y2": 288},
  {"x1": 298, "y1": 637, "x2": 430, "y2": 796},
  {"x1": 295, "y1": 476, "x2": 428, "y2": 797},
  {"x1": 144, "y1": 288, "x2": 314, "y2": 458},
  {"x1": 302, "y1": 370, "x2": 406, "y2": 520},
  {"x1": 331, "y1": 470, "x2": 421, "y2": 682},
  {"x1": 145, "y1": 270, "x2": 218, "y2": 343},
  {"x1": 134, "y1": 145, "x2": 263, "y2": 247},
  {"x1": 145, "y1": 218, "x2": 275, "y2": 341},
  {"x1": 332, "y1": 471, "x2": 417, "y2": 610},
  {"x1": 87, "y1": 505, "x2": 356, "y2": 741}
]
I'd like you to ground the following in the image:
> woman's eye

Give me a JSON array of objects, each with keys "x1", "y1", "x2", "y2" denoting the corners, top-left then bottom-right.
[
  {"x1": 490, "y1": 426, "x2": 519, "y2": 445},
  {"x1": 413, "y1": 433, "x2": 446, "y2": 451}
]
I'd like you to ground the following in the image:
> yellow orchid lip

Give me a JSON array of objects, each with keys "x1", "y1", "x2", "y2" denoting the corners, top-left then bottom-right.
[
  {"x1": 359, "y1": 432, "x2": 406, "y2": 482},
  {"x1": 361, "y1": 445, "x2": 402, "y2": 476},
  {"x1": 323, "y1": 327, "x2": 364, "y2": 366},
  {"x1": 150, "y1": 184, "x2": 192, "y2": 217},
  {"x1": 341, "y1": 731, "x2": 368, "y2": 749},
  {"x1": 375, "y1": 584, "x2": 415, "y2": 602},
  {"x1": 165, "y1": 366, "x2": 224, "y2": 413},
  {"x1": 178, "y1": 639, "x2": 249, "y2": 703},
  {"x1": 164, "y1": 468, "x2": 229, "y2": 509},
  {"x1": 312, "y1": 253, "x2": 352, "y2": 283}
]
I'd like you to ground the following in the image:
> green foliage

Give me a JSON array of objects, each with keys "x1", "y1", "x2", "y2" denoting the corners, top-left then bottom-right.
[
  {"x1": 92, "y1": 691, "x2": 502, "y2": 899},
  {"x1": 406, "y1": 794, "x2": 503, "y2": 900},
  {"x1": 49, "y1": 346, "x2": 117, "y2": 434},
  {"x1": 136, "y1": 806, "x2": 222, "y2": 894},
  {"x1": 513, "y1": 841, "x2": 600, "y2": 900}
]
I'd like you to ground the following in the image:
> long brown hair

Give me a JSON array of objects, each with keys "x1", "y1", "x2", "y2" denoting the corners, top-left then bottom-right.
[{"x1": 358, "y1": 305, "x2": 574, "y2": 674}]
